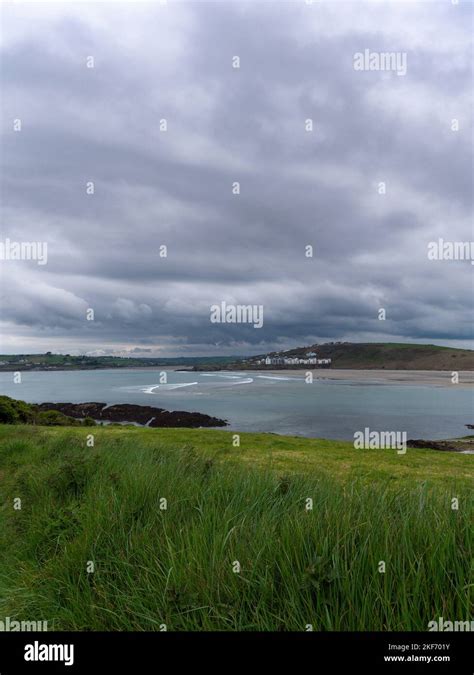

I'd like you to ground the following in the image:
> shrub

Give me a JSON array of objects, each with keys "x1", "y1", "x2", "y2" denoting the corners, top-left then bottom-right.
[
  {"x1": 0, "y1": 396, "x2": 34, "y2": 424},
  {"x1": 0, "y1": 398, "x2": 20, "y2": 424},
  {"x1": 36, "y1": 410, "x2": 80, "y2": 427}
]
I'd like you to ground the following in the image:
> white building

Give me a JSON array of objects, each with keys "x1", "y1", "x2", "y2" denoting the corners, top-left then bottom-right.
[{"x1": 259, "y1": 355, "x2": 331, "y2": 367}]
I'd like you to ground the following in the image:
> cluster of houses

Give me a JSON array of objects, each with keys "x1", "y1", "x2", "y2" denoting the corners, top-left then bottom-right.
[{"x1": 257, "y1": 351, "x2": 331, "y2": 367}]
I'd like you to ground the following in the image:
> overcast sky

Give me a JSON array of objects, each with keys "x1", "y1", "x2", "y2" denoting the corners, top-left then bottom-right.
[{"x1": 0, "y1": 0, "x2": 472, "y2": 357}]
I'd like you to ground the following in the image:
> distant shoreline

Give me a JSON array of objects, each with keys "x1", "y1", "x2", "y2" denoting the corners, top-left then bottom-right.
[
  {"x1": 2, "y1": 365, "x2": 473, "y2": 379},
  {"x1": 1, "y1": 366, "x2": 472, "y2": 387},
  {"x1": 1, "y1": 343, "x2": 473, "y2": 373}
]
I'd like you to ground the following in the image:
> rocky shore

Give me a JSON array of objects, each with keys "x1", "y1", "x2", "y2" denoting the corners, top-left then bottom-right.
[
  {"x1": 33, "y1": 402, "x2": 227, "y2": 428},
  {"x1": 407, "y1": 437, "x2": 474, "y2": 453}
]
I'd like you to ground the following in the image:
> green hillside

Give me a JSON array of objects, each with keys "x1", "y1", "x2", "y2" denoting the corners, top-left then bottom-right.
[
  {"x1": 0, "y1": 425, "x2": 471, "y2": 631},
  {"x1": 0, "y1": 353, "x2": 238, "y2": 371},
  {"x1": 247, "y1": 342, "x2": 474, "y2": 370}
]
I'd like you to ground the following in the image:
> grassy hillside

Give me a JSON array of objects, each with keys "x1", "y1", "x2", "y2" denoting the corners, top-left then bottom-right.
[
  {"x1": 249, "y1": 342, "x2": 474, "y2": 370},
  {"x1": 0, "y1": 353, "x2": 238, "y2": 371},
  {"x1": 0, "y1": 425, "x2": 471, "y2": 631}
]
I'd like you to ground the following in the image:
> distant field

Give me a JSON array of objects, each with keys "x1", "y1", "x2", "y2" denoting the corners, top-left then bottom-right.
[
  {"x1": 0, "y1": 425, "x2": 471, "y2": 631},
  {"x1": 0, "y1": 354, "x2": 238, "y2": 371}
]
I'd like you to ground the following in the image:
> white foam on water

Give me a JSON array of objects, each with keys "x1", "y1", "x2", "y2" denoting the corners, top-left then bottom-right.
[
  {"x1": 256, "y1": 375, "x2": 295, "y2": 381},
  {"x1": 168, "y1": 382, "x2": 198, "y2": 389},
  {"x1": 142, "y1": 382, "x2": 198, "y2": 393},
  {"x1": 200, "y1": 374, "x2": 245, "y2": 379}
]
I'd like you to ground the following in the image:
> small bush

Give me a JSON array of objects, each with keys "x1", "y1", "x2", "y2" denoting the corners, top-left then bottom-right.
[
  {"x1": 0, "y1": 396, "x2": 34, "y2": 424},
  {"x1": 0, "y1": 399, "x2": 20, "y2": 424},
  {"x1": 36, "y1": 410, "x2": 80, "y2": 427}
]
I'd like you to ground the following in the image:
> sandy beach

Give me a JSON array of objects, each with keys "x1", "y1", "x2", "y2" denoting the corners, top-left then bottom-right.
[{"x1": 261, "y1": 369, "x2": 474, "y2": 388}]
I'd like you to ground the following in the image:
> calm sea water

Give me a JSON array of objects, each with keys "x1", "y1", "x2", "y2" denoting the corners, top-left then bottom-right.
[
  {"x1": 0, "y1": 369, "x2": 474, "y2": 439},
  {"x1": 1, "y1": 369, "x2": 473, "y2": 441}
]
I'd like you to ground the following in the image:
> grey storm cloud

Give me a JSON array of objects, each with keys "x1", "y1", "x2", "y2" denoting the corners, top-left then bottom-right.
[{"x1": 0, "y1": 0, "x2": 472, "y2": 356}]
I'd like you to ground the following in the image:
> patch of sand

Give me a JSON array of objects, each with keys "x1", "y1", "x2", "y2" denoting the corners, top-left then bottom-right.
[{"x1": 261, "y1": 369, "x2": 474, "y2": 388}]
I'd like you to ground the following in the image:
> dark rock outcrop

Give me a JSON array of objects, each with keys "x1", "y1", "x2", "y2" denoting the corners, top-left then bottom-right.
[
  {"x1": 33, "y1": 402, "x2": 227, "y2": 428},
  {"x1": 34, "y1": 402, "x2": 105, "y2": 419},
  {"x1": 407, "y1": 439, "x2": 461, "y2": 452}
]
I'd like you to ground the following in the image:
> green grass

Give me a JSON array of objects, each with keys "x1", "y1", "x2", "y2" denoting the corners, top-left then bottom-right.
[{"x1": 0, "y1": 425, "x2": 472, "y2": 631}]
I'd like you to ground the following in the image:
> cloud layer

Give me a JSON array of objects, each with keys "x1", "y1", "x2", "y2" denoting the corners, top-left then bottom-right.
[{"x1": 1, "y1": 0, "x2": 472, "y2": 356}]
